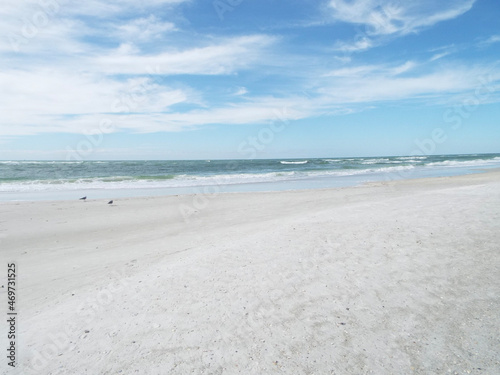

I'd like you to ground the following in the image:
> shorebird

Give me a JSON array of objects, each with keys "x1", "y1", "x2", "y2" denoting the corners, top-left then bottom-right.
[
  {"x1": 108, "y1": 200, "x2": 113, "y2": 205},
  {"x1": 79, "y1": 196, "x2": 87, "y2": 201}
]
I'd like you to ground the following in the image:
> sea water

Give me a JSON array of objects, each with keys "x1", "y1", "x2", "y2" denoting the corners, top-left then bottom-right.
[{"x1": 1, "y1": 154, "x2": 499, "y2": 201}]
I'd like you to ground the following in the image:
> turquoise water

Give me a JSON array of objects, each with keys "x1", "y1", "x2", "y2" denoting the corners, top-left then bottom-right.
[{"x1": 1, "y1": 154, "x2": 499, "y2": 201}]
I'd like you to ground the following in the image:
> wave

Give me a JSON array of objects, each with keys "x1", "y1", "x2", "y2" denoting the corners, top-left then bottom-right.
[
  {"x1": 0, "y1": 172, "x2": 289, "y2": 192},
  {"x1": 426, "y1": 157, "x2": 500, "y2": 168},
  {"x1": 360, "y1": 158, "x2": 390, "y2": 164},
  {"x1": 0, "y1": 166, "x2": 417, "y2": 192},
  {"x1": 280, "y1": 160, "x2": 308, "y2": 165},
  {"x1": 397, "y1": 156, "x2": 428, "y2": 160},
  {"x1": 313, "y1": 165, "x2": 415, "y2": 177},
  {"x1": 1, "y1": 155, "x2": 499, "y2": 194},
  {"x1": 136, "y1": 175, "x2": 175, "y2": 180}
]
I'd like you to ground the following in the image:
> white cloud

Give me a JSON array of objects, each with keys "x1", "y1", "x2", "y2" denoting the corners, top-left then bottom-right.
[
  {"x1": 391, "y1": 61, "x2": 416, "y2": 75},
  {"x1": 234, "y1": 87, "x2": 248, "y2": 96},
  {"x1": 317, "y1": 63, "x2": 500, "y2": 105},
  {"x1": 329, "y1": 0, "x2": 476, "y2": 54},
  {"x1": 430, "y1": 52, "x2": 451, "y2": 62},
  {"x1": 114, "y1": 16, "x2": 177, "y2": 41},
  {"x1": 2, "y1": 61, "x2": 499, "y2": 138},
  {"x1": 325, "y1": 61, "x2": 416, "y2": 78},
  {"x1": 0, "y1": 1, "x2": 81, "y2": 54},
  {"x1": 0, "y1": 0, "x2": 278, "y2": 136},
  {"x1": 329, "y1": 0, "x2": 476, "y2": 36},
  {"x1": 479, "y1": 35, "x2": 500, "y2": 47},
  {"x1": 1, "y1": 0, "x2": 498, "y2": 142},
  {"x1": 0, "y1": 0, "x2": 279, "y2": 138},
  {"x1": 330, "y1": 0, "x2": 404, "y2": 35},
  {"x1": 0, "y1": 0, "x2": 186, "y2": 54},
  {"x1": 0, "y1": 95, "x2": 310, "y2": 136},
  {"x1": 0, "y1": 70, "x2": 194, "y2": 135},
  {"x1": 91, "y1": 35, "x2": 276, "y2": 75},
  {"x1": 334, "y1": 36, "x2": 373, "y2": 52},
  {"x1": 426, "y1": 44, "x2": 458, "y2": 62}
]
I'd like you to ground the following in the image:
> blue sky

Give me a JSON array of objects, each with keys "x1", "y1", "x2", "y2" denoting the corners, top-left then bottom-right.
[{"x1": 0, "y1": 0, "x2": 499, "y2": 160}]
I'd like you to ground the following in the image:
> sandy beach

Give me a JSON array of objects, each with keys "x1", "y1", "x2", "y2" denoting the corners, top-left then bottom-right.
[{"x1": 1, "y1": 170, "x2": 500, "y2": 375}]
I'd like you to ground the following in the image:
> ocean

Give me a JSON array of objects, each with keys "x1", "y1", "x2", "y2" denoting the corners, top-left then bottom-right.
[{"x1": 1, "y1": 153, "x2": 500, "y2": 201}]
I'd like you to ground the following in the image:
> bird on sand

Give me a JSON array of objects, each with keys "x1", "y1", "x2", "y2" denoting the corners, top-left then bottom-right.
[
  {"x1": 79, "y1": 196, "x2": 87, "y2": 201},
  {"x1": 108, "y1": 200, "x2": 113, "y2": 205}
]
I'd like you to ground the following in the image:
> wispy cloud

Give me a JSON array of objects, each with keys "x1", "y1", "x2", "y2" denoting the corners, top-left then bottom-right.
[
  {"x1": 479, "y1": 34, "x2": 500, "y2": 47},
  {"x1": 234, "y1": 87, "x2": 248, "y2": 96},
  {"x1": 91, "y1": 35, "x2": 276, "y2": 75},
  {"x1": 0, "y1": 69, "x2": 195, "y2": 135},
  {"x1": 328, "y1": 0, "x2": 476, "y2": 53},
  {"x1": 429, "y1": 51, "x2": 452, "y2": 61},
  {"x1": 325, "y1": 61, "x2": 416, "y2": 78},
  {"x1": 2, "y1": 59, "x2": 499, "y2": 137},
  {"x1": 0, "y1": 0, "x2": 186, "y2": 54},
  {"x1": 1, "y1": 0, "x2": 498, "y2": 145},
  {"x1": 333, "y1": 37, "x2": 373, "y2": 52},
  {"x1": 317, "y1": 63, "x2": 500, "y2": 106},
  {"x1": 0, "y1": 95, "x2": 310, "y2": 136},
  {"x1": 0, "y1": 0, "x2": 279, "y2": 137},
  {"x1": 329, "y1": 0, "x2": 476, "y2": 36},
  {"x1": 111, "y1": 16, "x2": 177, "y2": 41}
]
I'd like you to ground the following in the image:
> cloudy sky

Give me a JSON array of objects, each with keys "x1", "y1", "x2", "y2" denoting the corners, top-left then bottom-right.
[{"x1": 1, "y1": 0, "x2": 499, "y2": 159}]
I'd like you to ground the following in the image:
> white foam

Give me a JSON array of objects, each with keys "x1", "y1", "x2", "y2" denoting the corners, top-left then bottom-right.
[
  {"x1": 426, "y1": 157, "x2": 500, "y2": 168},
  {"x1": 280, "y1": 160, "x2": 308, "y2": 165},
  {"x1": 360, "y1": 158, "x2": 390, "y2": 164},
  {"x1": 2, "y1": 156, "x2": 498, "y2": 194},
  {"x1": 0, "y1": 166, "x2": 419, "y2": 193},
  {"x1": 397, "y1": 156, "x2": 428, "y2": 160}
]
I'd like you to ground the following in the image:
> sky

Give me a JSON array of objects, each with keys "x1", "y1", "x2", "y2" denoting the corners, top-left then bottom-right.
[{"x1": 0, "y1": 0, "x2": 499, "y2": 160}]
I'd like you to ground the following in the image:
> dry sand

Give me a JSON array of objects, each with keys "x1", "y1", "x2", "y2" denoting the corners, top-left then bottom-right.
[{"x1": 1, "y1": 170, "x2": 500, "y2": 374}]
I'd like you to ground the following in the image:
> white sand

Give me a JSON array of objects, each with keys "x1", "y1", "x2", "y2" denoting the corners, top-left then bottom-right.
[{"x1": 1, "y1": 170, "x2": 500, "y2": 374}]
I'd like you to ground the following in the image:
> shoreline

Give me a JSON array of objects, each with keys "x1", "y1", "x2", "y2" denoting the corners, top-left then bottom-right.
[
  {"x1": 1, "y1": 164, "x2": 499, "y2": 203},
  {"x1": 2, "y1": 169, "x2": 500, "y2": 374}
]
